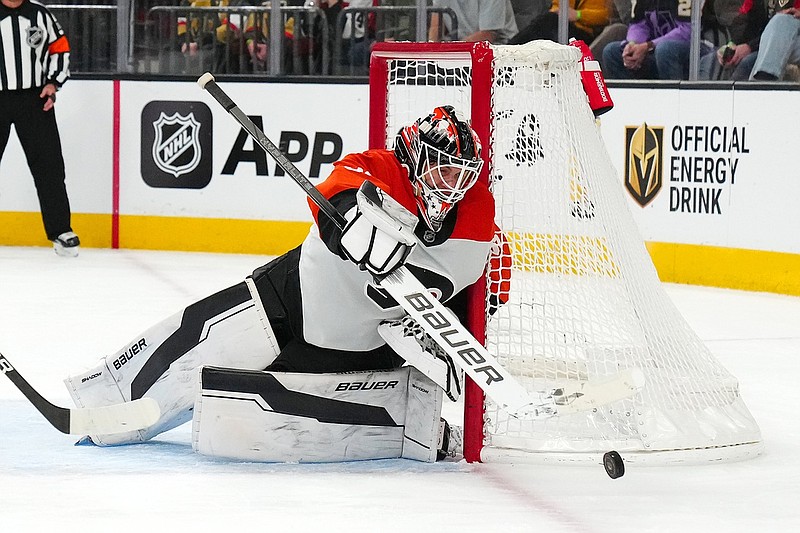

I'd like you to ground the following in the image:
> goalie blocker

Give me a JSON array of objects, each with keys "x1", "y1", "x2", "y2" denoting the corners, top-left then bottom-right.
[{"x1": 192, "y1": 366, "x2": 448, "y2": 462}]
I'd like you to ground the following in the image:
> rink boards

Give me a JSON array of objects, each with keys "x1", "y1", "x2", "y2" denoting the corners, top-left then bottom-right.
[{"x1": 0, "y1": 80, "x2": 797, "y2": 295}]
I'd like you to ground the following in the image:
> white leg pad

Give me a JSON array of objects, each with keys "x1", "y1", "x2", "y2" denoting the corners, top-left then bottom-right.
[
  {"x1": 65, "y1": 286, "x2": 279, "y2": 446},
  {"x1": 402, "y1": 368, "x2": 445, "y2": 462},
  {"x1": 192, "y1": 366, "x2": 443, "y2": 462},
  {"x1": 65, "y1": 358, "x2": 126, "y2": 410}
]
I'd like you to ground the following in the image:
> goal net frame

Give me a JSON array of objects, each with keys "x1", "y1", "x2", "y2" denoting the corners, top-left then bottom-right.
[{"x1": 368, "y1": 40, "x2": 762, "y2": 465}]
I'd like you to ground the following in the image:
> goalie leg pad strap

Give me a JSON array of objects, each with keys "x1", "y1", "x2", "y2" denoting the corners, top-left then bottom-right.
[
  {"x1": 192, "y1": 366, "x2": 443, "y2": 462},
  {"x1": 245, "y1": 276, "x2": 281, "y2": 357},
  {"x1": 402, "y1": 367, "x2": 444, "y2": 462},
  {"x1": 64, "y1": 282, "x2": 280, "y2": 445},
  {"x1": 378, "y1": 318, "x2": 463, "y2": 402}
]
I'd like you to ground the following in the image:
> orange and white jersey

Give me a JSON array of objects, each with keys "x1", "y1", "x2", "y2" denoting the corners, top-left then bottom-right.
[{"x1": 299, "y1": 149, "x2": 496, "y2": 351}]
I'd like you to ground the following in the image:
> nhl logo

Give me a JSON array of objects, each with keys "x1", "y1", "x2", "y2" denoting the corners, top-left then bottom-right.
[
  {"x1": 26, "y1": 27, "x2": 44, "y2": 48},
  {"x1": 152, "y1": 112, "x2": 202, "y2": 178},
  {"x1": 141, "y1": 100, "x2": 212, "y2": 189}
]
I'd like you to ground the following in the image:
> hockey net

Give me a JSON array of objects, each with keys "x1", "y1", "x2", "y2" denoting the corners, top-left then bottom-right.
[{"x1": 368, "y1": 41, "x2": 762, "y2": 465}]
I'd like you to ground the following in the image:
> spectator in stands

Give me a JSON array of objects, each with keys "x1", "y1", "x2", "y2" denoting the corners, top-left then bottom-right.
[
  {"x1": 748, "y1": 0, "x2": 800, "y2": 80},
  {"x1": 601, "y1": 0, "x2": 705, "y2": 79},
  {"x1": 240, "y1": 1, "x2": 316, "y2": 74},
  {"x1": 311, "y1": 0, "x2": 344, "y2": 74},
  {"x1": 281, "y1": 0, "x2": 317, "y2": 75},
  {"x1": 509, "y1": 0, "x2": 551, "y2": 31},
  {"x1": 589, "y1": 0, "x2": 632, "y2": 67},
  {"x1": 177, "y1": 0, "x2": 244, "y2": 74},
  {"x1": 428, "y1": 0, "x2": 519, "y2": 44},
  {"x1": 263, "y1": 0, "x2": 344, "y2": 76},
  {"x1": 694, "y1": 0, "x2": 744, "y2": 80},
  {"x1": 242, "y1": 3, "x2": 269, "y2": 72},
  {"x1": 508, "y1": 0, "x2": 609, "y2": 45},
  {"x1": 340, "y1": 0, "x2": 375, "y2": 74},
  {"x1": 700, "y1": 0, "x2": 769, "y2": 80},
  {"x1": 700, "y1": 0, "x2": 800, "y2": 81},
  {"x1": 239, "y1": 0, "x2": 269, "y2": 72}
]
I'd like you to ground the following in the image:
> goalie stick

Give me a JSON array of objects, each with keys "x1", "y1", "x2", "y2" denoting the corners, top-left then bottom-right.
[
  {"x1": 1, "y1": 352, "x2": 160, "y2": 435},
  {"x1": 197, "y1": 72, "x2": 643, "y2": 419}
]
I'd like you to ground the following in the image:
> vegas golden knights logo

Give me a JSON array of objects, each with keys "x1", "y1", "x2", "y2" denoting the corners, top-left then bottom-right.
[{"x1": 625, "y1": 123, "x2": 663, "y2": 207}]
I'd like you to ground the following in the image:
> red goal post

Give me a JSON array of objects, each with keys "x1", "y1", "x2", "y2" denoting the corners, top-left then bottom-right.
[{"x1": 369, "y1": 41, "x2": 493, "y2": 462}]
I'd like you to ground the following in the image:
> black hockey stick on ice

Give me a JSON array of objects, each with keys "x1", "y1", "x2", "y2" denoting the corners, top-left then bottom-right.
[
  {"x1": 197, "y1": 73, "x2": 643, "y2": 419},
  {"x1": 0, "y1": 352, "x2": 160, "y2": 435}
]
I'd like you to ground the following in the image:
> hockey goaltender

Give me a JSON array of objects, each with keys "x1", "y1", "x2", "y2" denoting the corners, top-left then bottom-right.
[{"x1": 64, "y1": 106, "x2": 509, "y2": 463}]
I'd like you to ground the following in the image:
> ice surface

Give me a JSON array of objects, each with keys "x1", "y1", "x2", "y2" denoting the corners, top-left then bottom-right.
[{"x1": 1, "y1": 246, "x2": 798, "y2": 532}]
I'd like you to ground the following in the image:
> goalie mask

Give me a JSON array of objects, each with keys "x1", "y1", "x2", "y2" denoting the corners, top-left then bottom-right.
[{"x1": 395, "y1": 106, "x2": 484, "y2": 232}]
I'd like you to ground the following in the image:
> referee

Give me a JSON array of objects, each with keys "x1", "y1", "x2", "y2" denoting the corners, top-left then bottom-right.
[{"x1": 0, "y1": 0, "x2": 79, "y2": 257}]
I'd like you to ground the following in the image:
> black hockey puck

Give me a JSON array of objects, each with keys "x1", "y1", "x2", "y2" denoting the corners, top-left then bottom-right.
[{"x1": 603, "y1": 451, "x2": 625, "y2": 479}]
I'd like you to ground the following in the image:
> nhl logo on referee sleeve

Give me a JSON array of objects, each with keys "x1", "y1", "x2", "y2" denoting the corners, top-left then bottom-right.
[{"x1": 141, "y1": 101, "x2": 213, "y2": 189}]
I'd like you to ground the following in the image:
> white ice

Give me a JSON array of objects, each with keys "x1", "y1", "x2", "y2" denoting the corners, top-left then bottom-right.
[{"x1": 1, "y1": 246, "x2": 798, "y2": 533}]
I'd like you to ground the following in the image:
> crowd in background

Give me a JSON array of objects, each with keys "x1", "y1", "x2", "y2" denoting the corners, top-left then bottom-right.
[{"x1": 47, "y1": 0, "x2": 800, "y2": 80}]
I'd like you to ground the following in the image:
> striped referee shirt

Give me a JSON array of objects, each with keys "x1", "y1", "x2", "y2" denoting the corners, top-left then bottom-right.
[{"x1": 0, "y1": 0, "x2": 70, "y2": 91}]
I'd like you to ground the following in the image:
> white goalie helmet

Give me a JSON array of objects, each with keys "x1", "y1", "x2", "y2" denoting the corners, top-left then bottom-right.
[{"x1": 394, "y1": 106, "x2": 484, "y2": 232}]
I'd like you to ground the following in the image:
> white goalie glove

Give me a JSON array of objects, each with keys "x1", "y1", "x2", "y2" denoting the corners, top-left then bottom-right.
[
  {"x1": 378, "y1": 315, "x2": 464, "y2": 402},
  {"x1": 340, "y1": 181, "x2": 418, "y2": 277}
]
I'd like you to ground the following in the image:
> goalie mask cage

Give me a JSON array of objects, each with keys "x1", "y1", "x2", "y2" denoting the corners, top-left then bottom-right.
[{"x1": 368, "y1": 41, "x2": 762, "y2": 465}]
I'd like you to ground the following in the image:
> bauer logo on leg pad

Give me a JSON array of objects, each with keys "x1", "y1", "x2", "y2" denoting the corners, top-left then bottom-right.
[
  {"x1": 335, "y1": 380, "x2": 399, "y2": 391},
  {"x1": 111, "y1": 338, "x2": 147, "y2": 370}
]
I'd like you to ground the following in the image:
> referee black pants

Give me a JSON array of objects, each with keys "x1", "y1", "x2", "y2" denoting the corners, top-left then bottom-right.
[{"x1": 0, "y1": 88, "x2": 72, "y2": 241}]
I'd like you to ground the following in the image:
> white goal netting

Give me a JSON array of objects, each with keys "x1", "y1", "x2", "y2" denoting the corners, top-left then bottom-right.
[{"x1": 370, "y1": 41, "x2": 762, "y2": 465}]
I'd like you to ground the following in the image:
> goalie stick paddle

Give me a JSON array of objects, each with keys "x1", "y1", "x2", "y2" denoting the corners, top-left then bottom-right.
[
  {"x1": 0, "y1": 352, "x2": 161, "y2": 435},
  {"x1": 197, "y1": 73, "x2": 643, "y2": 419}
]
